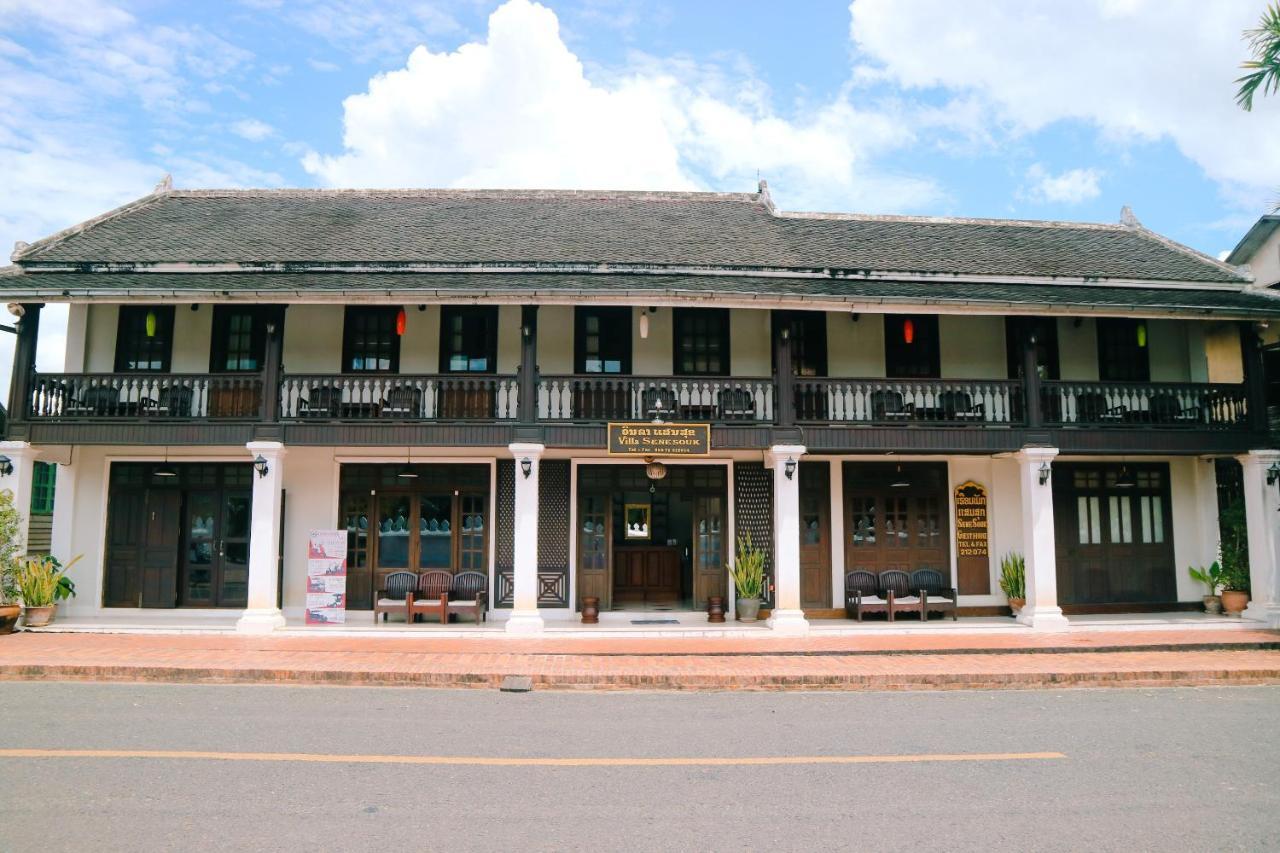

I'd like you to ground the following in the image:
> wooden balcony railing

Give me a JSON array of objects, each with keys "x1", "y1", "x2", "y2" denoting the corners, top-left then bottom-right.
[
  {"x1": 278, "y1": 374, "x2": 519, "y2": 421},
  {"x1": 538, "y1": 375, "x2": 774, "y2": 423},
  {"x1": 28, "y1": 373, "x2": 264, "y2": 419},
  {"x1": 793, "y1": 378, "x2": 1021, "y2": 426},
  {"x1": 1040, "y1": 380, "x2": 1250, "y2": 429}
]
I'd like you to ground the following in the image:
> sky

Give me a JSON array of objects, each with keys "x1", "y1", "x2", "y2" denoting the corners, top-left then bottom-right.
[{"x1": 2, "y1": 0, "x2": 1280, "y2": 380}]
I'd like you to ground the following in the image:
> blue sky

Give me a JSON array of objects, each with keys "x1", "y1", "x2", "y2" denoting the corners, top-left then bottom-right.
[{"x1": 2, "y1": 0, "x2": 1280, "y2": 371}]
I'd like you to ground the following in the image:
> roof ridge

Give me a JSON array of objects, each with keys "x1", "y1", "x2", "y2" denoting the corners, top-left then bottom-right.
[
  {"x1": 775, "y1": 209, "x2": 1129, "y2": 231},
  {"x1": 169, "y1": 187, "x2": 765, "y2": 203},
  {"x1": 13, "y1": 186, "x2": 171, "y2": 262}
]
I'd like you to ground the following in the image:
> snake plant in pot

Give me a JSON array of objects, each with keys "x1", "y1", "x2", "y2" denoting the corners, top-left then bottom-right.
[
  {"x1": 730, "y1": 532, "x2": 766, "y2": 622},
  {"x1": 17, "y1": 554, "x2": 80, "y2": 628},
  {"x1": 0, "y1": 490, "x2": 24, "y2": 635},
  {"x1": 999, "y1": 552, "x2": 1025, "y2": 616}
]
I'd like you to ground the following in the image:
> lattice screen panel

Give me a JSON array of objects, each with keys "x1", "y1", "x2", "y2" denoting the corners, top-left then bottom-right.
[
  {"x1": 536, "y1": 460, "x2": 571, "y2": 607},
  {"x1": 494, "y1": 459, "x2": 515, "y2": 608},
  {"x1": 734, "y1": 461, "x2": 774, "y2": 606}
]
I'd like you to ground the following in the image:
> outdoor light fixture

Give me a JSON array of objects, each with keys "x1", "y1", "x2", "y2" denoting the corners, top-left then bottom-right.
[
  {"x1": 903, "y1": 318, "x2": 915, "y2": 344},
  {"x1": 520, "y1": 457, "x2": 533, "y2": 479},
  {"x1": 645, "y1": 458, "x2": 667, "y2": 481},
  {"x1": 395, "y1": 307, "x2": 407, "y2": 337},
  {"x1": 850, "y1": 312, "x2": 860, "y2": 322},
  {"x1": 145, "y1": 309, "x2": 158, "y2": 338},
  {"x1": 1114, "y1": 463, "x2": 1137, "y2": 489},
  {"x1": 639, "y1": 309, "x2": 652, "y2": 340},
  {"x1": 1038, "y1": 462, "x2": 1052, "y2": 486},
  {"x1": 1267, "y1": 462, "x2": 1280, "y2": 487},
  {"x1": 784, "y1": 457, "x2": 797, "y2": 480},
  {"x1": 1136, "y1": 322, "x2": 1147, "y2": 348},
  {"x1": 6, "y1": 303, "x2": 24, "y2": 318},
  {"x1": 253, "y1": 455, "x2": 269, "y2": 479},
  {"x1": 396, "y1": 447, "x2": 418, "y2": 479},
  {"x1": 0, "y1": 456, "x2": 12, "y2": 477},
  {"x1": 890, "y1": 464, "x2": 910, "y2": 489},
  {"x1": 154, "y1": 447, "x2": 177, "y2": 478}
]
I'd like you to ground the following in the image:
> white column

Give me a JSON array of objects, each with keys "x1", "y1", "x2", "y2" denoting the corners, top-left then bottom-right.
[
  {"x1": 1014, "y1": 446, "x2": 1069, "y2": 631},
  {"x1": 1239, "y1": 450, "x2": 1280, "y2": 627},
  {"x1": 506, "y1": 442, "x2": 545, "y2": 634},
  {"x1": 236, "y1": 441, "x2": 287, "y2": 633},
  {"x1": 765, "y1": 444, "x2": 809, "y2": 636},
  {"x1": 0, "y1": 441, "x2": 40, "y2": 554}
]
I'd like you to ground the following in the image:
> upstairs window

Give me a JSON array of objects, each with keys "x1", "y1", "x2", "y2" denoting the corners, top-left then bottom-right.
[
  {"x1": 114, "y1": 306, "x2": 174, "y2": 372},
  {"x1": 772, "y1": 310, "x2": 828, "y2": 376},
  {"x1": 211, "y1": 307, "x2": 271, "y2": 373},
  {"x1": 1096, "y1": 318, "x2": 1150, "y2": 382},
  {"x1": 1005, "y1": 316, "x2": 1060, "y2": 380},
  {"x1": 575, "y1": 307, "x2": 632, "y2": 374},
  {"x1": 673, "y1": 308, "x2": 730, "y2": 376},
  {"x1": 884, "y1": 314, "x2": 939, "y2": 379},
  {"x1": 440, "y1": 306, "x2": 498, "y2": 373},
  {"x1": 342, "y1": 307, "x2": 400, "y2": 373}
]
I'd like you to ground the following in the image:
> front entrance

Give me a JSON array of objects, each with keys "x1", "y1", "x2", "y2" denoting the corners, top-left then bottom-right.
[
  {"x1": 799, "y1": 461, "x2": 832, "y2": 608},
  {"x1": 103, "y1": 462, "x2": 253, "y2": 608},
  {"x1": 842, "y1": 462, "x2": 949, "y2": 577},
  {"x1": 576, "y1": 464, "x2": 727, "y2": 611},
  {"x1": 338, "y1": 464, "x2": 490, "y2": 610},
  {"x1": 1053, "y1": 462, "x2": 1176, "y2": 606}
]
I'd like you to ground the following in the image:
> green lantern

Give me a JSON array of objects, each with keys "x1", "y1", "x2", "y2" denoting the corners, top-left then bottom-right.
[
  {"x1": 1136, "y1": 322, "x2": 1147, "y2": 348},
  {"x1": 145, "y1": 309, "x2": 157, "y2": 338}
]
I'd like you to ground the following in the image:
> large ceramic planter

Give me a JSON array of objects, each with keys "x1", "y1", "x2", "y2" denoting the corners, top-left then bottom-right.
[
  {"x1": 22, "y1": 604, "x2": 56, "y2": 628},
  {"x1": 736, "y1": 597, "x2": 761, "y2": 622},
  {"x1": 0, "y1": 603, "x2": 20, "y2": 635},
  {"x1": 1202, "y1": 595, "x2": 1222, "y2": 615},
  {"x1": 1220, "y1": 590, "x2": 1249, "y2": 617}
]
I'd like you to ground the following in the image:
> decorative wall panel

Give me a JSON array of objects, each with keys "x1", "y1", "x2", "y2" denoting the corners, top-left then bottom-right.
[{"x1": 734, "y1": 461, "x2": 774, "y2": 606}]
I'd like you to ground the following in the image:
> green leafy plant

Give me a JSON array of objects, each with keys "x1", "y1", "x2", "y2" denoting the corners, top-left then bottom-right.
[
  {"x1": 0, "y1": 489, "x2": 24, "y2": 605},
  {"x1": 1218, "y1": 499, "x2": 1250, "y2": 593},
  {"x1": 998, "y1": 552, "x2": 1025, "y2": 601},
  {"x1": 1237, "y1": 2, "x2": 1280, "y2": 111},
  {"x1": 729, "y1": 532, "x2": 765, "y2": 600},
  {"x1": 1188, "y1": 561, "x2": 1223, "y2": 596},
  {"x1": 16, "y1": 554, "x2": 80, "y2": 608}
]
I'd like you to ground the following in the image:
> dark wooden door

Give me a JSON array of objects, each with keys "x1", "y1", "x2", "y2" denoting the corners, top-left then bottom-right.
[
  {"x1": 799, "y1": 462, "x2": 832, "y2": 608},
  {"x1": 342, "y1": 491, "x2": 373, "y2": 610},
  {"x1": 1054, "y1": 464, "x2": 1176, "y2": 606},
  {"x1": 613, "y1": 547, "x2": 680, "y2": 607},
  {"x1": 692, "y1": 493, "x2": 726, "y2": 609},
  {"x1": 103, "y1": 490, "x2": 145, "y2": 607},
  {"x1": 843, "y1": 463, "x2": 949, "y2": 578},
  {"x1": 577, "y1": 493, "x2": 612, "y2": 610},
  {"x1": 140, "y1": 490, "x2": 182, "y2": 608}
]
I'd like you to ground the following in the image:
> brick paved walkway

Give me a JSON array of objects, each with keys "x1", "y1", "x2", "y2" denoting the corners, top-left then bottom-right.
[{"x1": 2, "y1": 629, "x2": 1278, "y2": 690}]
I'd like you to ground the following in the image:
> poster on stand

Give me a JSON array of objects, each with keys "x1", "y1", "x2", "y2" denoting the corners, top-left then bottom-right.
[{"x1": 305, "y1": 529, "x2": 348, "y2": 625}]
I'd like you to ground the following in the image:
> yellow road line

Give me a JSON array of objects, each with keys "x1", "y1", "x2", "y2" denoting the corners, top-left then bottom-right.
[{"x1": 0, "y1": 748, "x2": 1065, "y2": 767}]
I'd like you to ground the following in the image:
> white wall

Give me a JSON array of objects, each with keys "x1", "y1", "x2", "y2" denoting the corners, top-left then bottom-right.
[
  {"x1": 171, "y1": 306, "x2": 212, "y2": 373},
  {"x1": 1058, "y1": 317, "x2": 1099, "y2": 381},
  {"x1": 827, "y1": 312, "x2": 885, "y2": 377},
  {"x1": 282, "y1": 305, "x2": 344, "y2": 373},
  {"x1": 84, "y1": 304, "x2": 118, "y2": 372},
  {"x1": 940, "y1": 316, "x2": 1007, "y2": 380}
]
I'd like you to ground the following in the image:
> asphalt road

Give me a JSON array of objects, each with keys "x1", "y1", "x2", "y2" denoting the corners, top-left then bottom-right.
[{"x1": 0, "y1": 682, "x2": 1276, "y2": 853}]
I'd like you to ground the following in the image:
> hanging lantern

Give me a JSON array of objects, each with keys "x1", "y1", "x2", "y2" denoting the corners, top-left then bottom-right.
[
  {"x1": 145, "y1": 309, "x2": 157, "y2": 338},
  {"x1": 1136, "y1": 322, "x2": 1147, "y2": 348},
  {"x1": 395, "y1": 307, "x2": 407, "y2": 336},
  {"x1": 903, "y1": 318, "x2": 915, "y2": 344},
  {"x1": 645, "y1": 458, "x2": 667, "y2": 481},
  {"x1": 639, "y1": 311, "x2": 650, "y2": 340}
]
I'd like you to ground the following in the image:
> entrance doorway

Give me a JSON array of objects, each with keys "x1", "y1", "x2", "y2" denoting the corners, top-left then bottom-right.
[
  {"x1": 103, "y1": 462, "x2": 253, "y2": 608},
  {"x1": 842, "y1": 461, "x2": 949, "y2": 578},
  {"x1": 576, "y1": 464, "x2": 727, "y2": 611}
]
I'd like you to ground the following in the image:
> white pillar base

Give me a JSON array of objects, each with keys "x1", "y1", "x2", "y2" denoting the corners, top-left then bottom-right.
[
  {"x1": 766, "y1": 608, "x2": 810, "y2": 636},
  {"x1": 505, "y1": 611, "x2": 546, "y2": 634},
  {"x1": 235, "y1": 608, "x2": 287, "y2": 634},
  {"x1": 1242, "y1": 601, "x2": 1280, "y2": 628},
  {"x1": 1016, "y1": 606, "x2": 1070, "y2": 632}
]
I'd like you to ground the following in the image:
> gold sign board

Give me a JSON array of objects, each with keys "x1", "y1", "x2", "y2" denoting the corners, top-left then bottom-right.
[
  {"x1": 607, "y1": 422, "x2": 711, "y2": 456},
  {"x1": 954, "y1": 480, "x2": 990, "y2": 595}
]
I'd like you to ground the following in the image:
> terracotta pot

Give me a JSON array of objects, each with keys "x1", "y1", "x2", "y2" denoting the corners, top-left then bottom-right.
[
  {"x1": 581, "y1": 597, "x2": 599, "y2": 624},
  {"x1": 22, "y1": 604, "x2": 56, "y2": 628},
  {"x1": 1220, "y1": 590, "x2": 1249, "y2": 617},
  {"x1": 1008, "y1": 597, "x2": 1025, "y2": 617},
  {"x1": 0, "y1": 603, "x2": 20, "y2": 635},
  {"x1": 736, "y1": 597, "x2": 761, "y2": 622},
  {"x1": 707, "y1": 596, "x2": 726, "y2": 623},
  {"x1": 1202, "y1": 595, "x2": 1222, "y2": 615}
]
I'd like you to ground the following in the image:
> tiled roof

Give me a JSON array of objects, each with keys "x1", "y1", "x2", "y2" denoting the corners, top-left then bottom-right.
[
  {"x1": 11, "y1": 187, "x2": 1246, "y2": 284},
  {"x1": 3, "y1": 270, "x2": 1277, "y2": 318}
]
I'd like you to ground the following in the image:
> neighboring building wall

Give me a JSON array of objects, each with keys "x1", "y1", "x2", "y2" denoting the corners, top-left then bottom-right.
[
  {"x1": 1247, "y1": 227, "x2": 1280, "y2": 289},
  {"x1": 1205, "y1": 322, "x2": 1245, "y2": 384}
]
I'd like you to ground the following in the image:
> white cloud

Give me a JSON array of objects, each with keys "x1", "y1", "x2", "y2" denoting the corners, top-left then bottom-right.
[
  {"x1": 307, "y1": 57, "x2": 340, "y2": 72},
  {"x1": 1021, "y1": 164, "x2": 1103, "y2": 204},
  {"x1": 848, "y1": 0, "x2": 1280, "y2": 210},
  {"x1": 304, "y1": 0, "x2": 942, "y2": 213},
  {"x1": 231, "y1": 118, "x2": 275, "y2": 141}
]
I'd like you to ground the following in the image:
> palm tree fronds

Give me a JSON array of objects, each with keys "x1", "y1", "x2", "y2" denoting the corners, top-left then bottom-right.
[{"x1": 1238, "y1": 3, "x2": 1280, "y2": 111}]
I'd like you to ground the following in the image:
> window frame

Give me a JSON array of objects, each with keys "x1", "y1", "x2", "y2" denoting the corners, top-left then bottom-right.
[
  {"x1": 30, "y1": 462, "x2": 55, "y2": 516},
  {"x1": 114, "y1": 305, "x2": 175, "y2": 373},
  {"x1": 574, "y1": 307, "x2": 633, "y2": 374},
  {"x1": 342, "y1": 306, "x2": 402, "y2": 374},
  {"x1": 672, "y1": 308, "x2": 731, "y2": 376},
  {"x1": 771, "y1": 310, "x2": 828, "y2": 377},
  {"x1": 1095, "y1": 318, "x2": 1150, "y2": 382},
  {"x1": 1005, "y1": 316, "x2": 1061, "y2": 381},
  {"x1": 209, "y1": 306, "x2": 273, "y2": 373},
  {"x1": 439, "y1": 306, "x2": 500, "y2": 374},
  {"x1": 883, "y1": 314, "x2": 940, "y2": 379}
]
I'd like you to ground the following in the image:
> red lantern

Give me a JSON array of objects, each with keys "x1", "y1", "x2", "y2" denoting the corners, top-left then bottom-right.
[
  {"x1": 395, "y1": 307, "x2": 407, "y2": 336},
  {"x1": 903, "y1": 318, "x2": 914, "y2": 344}
]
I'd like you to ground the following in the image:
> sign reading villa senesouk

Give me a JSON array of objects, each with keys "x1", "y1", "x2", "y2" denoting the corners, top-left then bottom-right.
[{"x1": 607, "y1": 423, "x2": 711, "y2": 456}]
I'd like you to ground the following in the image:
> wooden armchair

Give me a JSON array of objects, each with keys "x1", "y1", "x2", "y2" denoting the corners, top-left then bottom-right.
[
  {"x1": 937, "y1": 390, "x2": 984, "y2": 422},
  {"x1": 844, "y1": 569, "x2": 888, "y2": 621},
  {"x1": 880, "y1": 570, "x2": 920, "y2": 622},
  {"x1": 409, "y1": 570, "x2": 452, "y2": 624},
  {"x1": 374, "y1": 571, "x2": 417, "y2": 623},
  {"x1": 380, "y1": 386, "x2": 423, "y2": 419},
  {"x1": 1074, "y1": 391, "x2": 1126, "y2": 423},
  {"x1": 911, "y1": 568, "x2": 957, "y2": 621},
  {"x1": 448, "y1": 571, "x2": 488, "y2": 625},
  {"x1": 156, "y1": 385, "x2": 194, "y2": 417},
  {"x1": 301, "y1": 385, "x2": 340, "y2": 418},
  {"x1": 870, "y1": 390, "x2": 914, "y2": 421},
  {"x1": 641, "y1": 387, "x2": 679, "y2": 421}
]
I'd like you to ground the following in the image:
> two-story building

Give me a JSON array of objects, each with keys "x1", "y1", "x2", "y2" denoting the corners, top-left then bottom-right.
[{"x1": 3, "y1": 182, "x2": 1280, "y2": 634}]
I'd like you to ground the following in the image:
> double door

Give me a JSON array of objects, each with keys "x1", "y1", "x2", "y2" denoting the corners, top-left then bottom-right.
[{"x1": 843, "y1": 463, "x2": 949, "y2": 578}]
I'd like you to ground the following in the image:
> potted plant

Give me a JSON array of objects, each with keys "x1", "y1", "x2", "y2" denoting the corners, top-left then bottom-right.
[
  {"x1": 1217, "y1": 499, "x2": 1250, "y2": 617},
  {"x1": 1218, "y1": 561, "x2": 1250, "y2": 617},
  {"x1": 999, "y1": 551, "x2": 1025, "y2": 616},
  {"x1": 0, "y1": 490, "x2": 24, "y2": 635},
  {"x1": 17, "y1": 554, "x2": 79, "y2": 628},
  {"x1": 730, "y1": 532, "x2": 765, "y2": 622},
  {"x1": 1188, "y1": 562, "x2": 1223, "y2": 614}
]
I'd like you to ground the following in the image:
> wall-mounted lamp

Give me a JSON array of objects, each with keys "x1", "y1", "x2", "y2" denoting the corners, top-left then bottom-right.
[
  {"x1": 254, "y1": 455, "x2": 270, "y2": 479},
  {"x1": 1267, "y1": 462, "x2": 1280, "y2": 487},
  {"x1": 190, "y1": 304, "x2": 199, "y2": 312},
  {"x1": 783, "y1": 457, "x2": 797, "y2": 480},
  {"x1": 0, "y1": 456, "x2": 12, "y2": 477},
  {"x1": 1038, "y1": 462, "x2": 1052, "y2": 486},
  {"x1": 6, "y1": 303, "x2": 25, "y2": 318},
  {"x1": 418, "y1": 304, "x2": 427, "y2": 312},
  {"x1": 265, "y1": 320, "x2": 277, "y2": 335},
  {"x1": 850, "y1": 312, "x2": 860, "y2": 322},
  {"x1": 520, "y1": 457, "x2": 533, "y2": 479}
]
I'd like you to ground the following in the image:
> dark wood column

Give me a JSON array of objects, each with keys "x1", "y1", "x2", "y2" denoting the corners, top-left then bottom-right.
[
  {"x1": 1021, "y1": 329, "x2": 1043, "y2": 428},
  {"x1": 518, "y1": 305, "x2": 538, "y2": 424},
  {"x1": 1240, "y1": 321, "x2": 1268, "y2": 434},
  {"x1": 261, "y1": 305, "x2": 285, "y2": 423},
  {"x1": 6, "y1": 302, "x2": 42, "y2": 430},
  {"x1": 773, "y1": 316, "x2": 795, "y2": 427}
]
